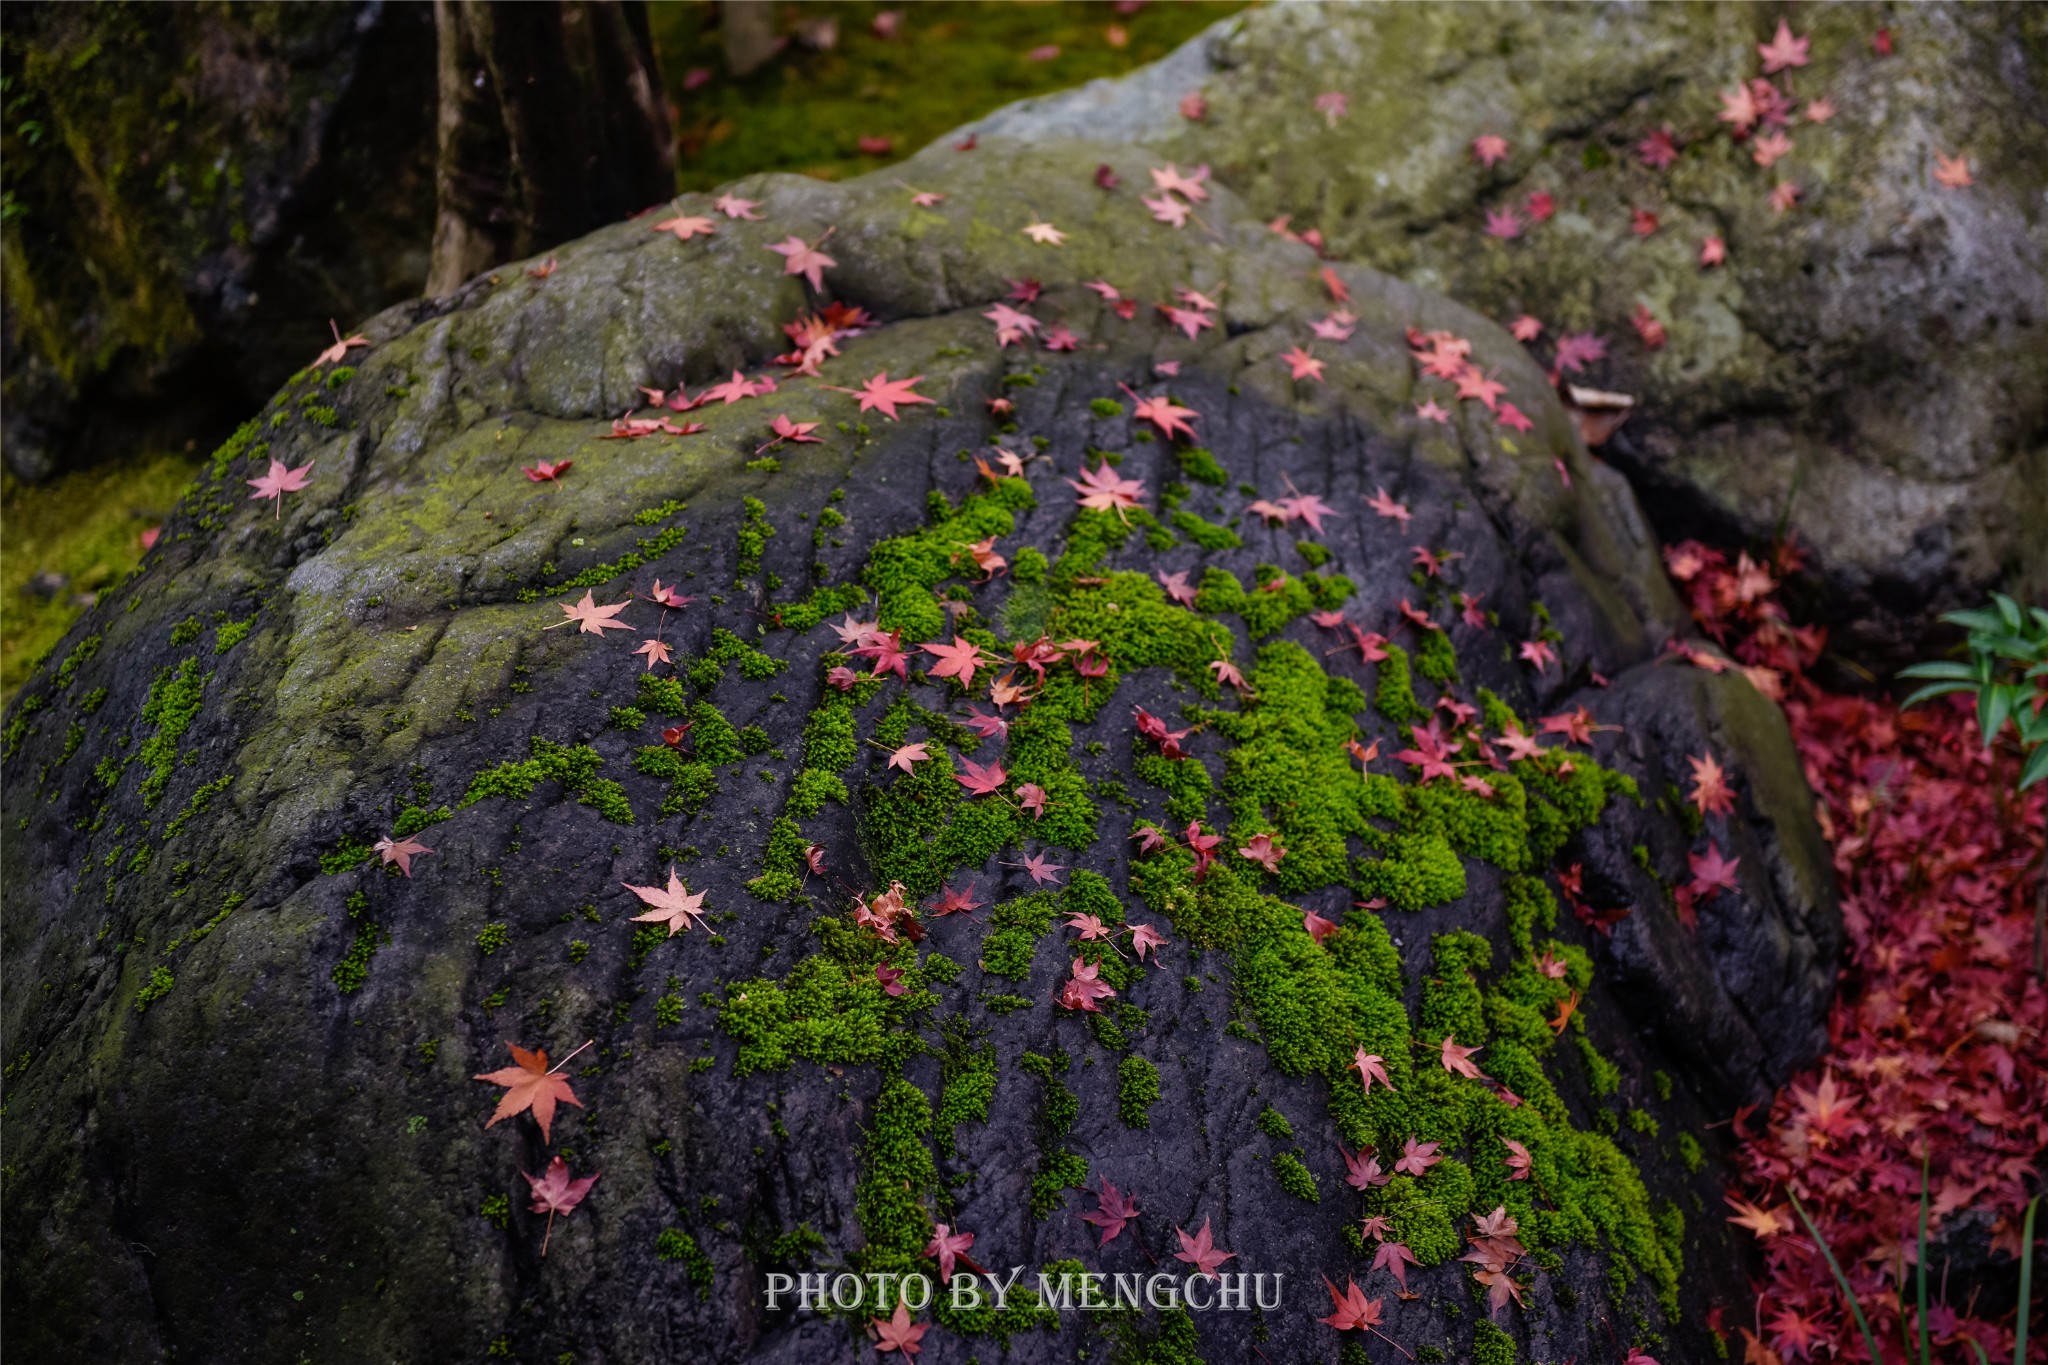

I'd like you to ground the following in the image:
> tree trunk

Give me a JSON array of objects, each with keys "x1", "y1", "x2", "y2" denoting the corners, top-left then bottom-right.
[{"x1": 427, "y1": 0, "x2": 675, "y2": 296}]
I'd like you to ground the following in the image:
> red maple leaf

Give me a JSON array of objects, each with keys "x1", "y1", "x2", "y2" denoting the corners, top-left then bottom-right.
[
  {"x1": 1129, "y1": 922, "x2": 1168, "y2": 960},
  {"x1": 924, "y1": 1223, "x2": 985, "y2": 1281},
  {"x1": 844, "y1": 372, "x2": 933, "y2": 421},
  {"x1": 885, "y1": 741, "x2": 930, "y2": 773},
  {"x1": 1440, "y1": 1035, "x2": 1487, "y2": 1079},
  {"x1": 759, "y1": 414, "x2": 822, "y2": 453},
  {"x1": 1066, "y1": 462, "x2": 1146, "y2": 522},
  {"x1": 623, "y1": 866, "x2": 710, "y2": 935},
  {"x1": 1122, "y1": 385, "x2": 1199, "y2": 441},
  {"x1": 1472, "y1": 134, "x2": 1509, "y2": 166},
  {"x1": 1280, "y1": 346, "x2": 1325, "y2": 382},
  {"x1": 1320, "y1": 1276, "x2": 1385, "y2": 1332},
  {"x1": 1352, "y1": 1047, "x2": 1393, "y2": 1096},
  {"x1": 374, "y1": 834, "x2": 433, "y2": 876},
  {"x1": 544, "y1": 590, "x2": 635, "y2": 636},
  {"x1": 1364, "y1": 486, "x2": 1411, "y2": 523},
  {"x1": 871, "y1": 1303, "x2": 928, "y2": 1357},
  {"x1": 246, "y1": 458, "x2": 314, "y2": 518},
  {"x1": 1018, "y1": 852, "x2": 1067, "y2": 887},
  {"x1": 475, "y1": 1041, "x2": 588, "y2": 1143},
  {"x1": 652, "y1": 212, "x2": 715, "y2": 241},
  {"x1": 1173, "y1": 1217, "x2": 1236, "y2": 1276},
  {"x1": 922, "y1": 636, "x2": 988, "y2": 689},
  {"x1": 1638, "y1": 126, "x2": 1680, "y2": 169},
  {"x1": 1553, "y1": 331, "x2": 1607, "y2": 374},
  {"x1": 1372, "y1": 1240, "x2": 1420, "y2": 1293},
  {"x1": 312, "y1": 319, "x2": 369, "y2": 367},
  {"x1": 1080, "y1": 1177, "x2": 1142, "y2": 1244},
  {"x1": 522, "y1": 1155, "x2": 599, "y2": 1256},
  {"x1": 1343, "y1": 1146, "x2": 1391, "y2": 1189},
  {"x1": 954, "y1": 758, "x2": 1007, "y2": 796},
  {"x1": 1688, "y1": 752, "x2": 1737, "y2": 816},
  {"x1": 766, "y1": 233, "x2": 836, "y2": 291},
  {"x1": 1156, "y1": 570, "x2": 1197, "y2": 607},
  {"x1": 1757, "y1": 19, "x2": 1810, "y2": 73},
  {"x1": 523, "y1": 459, "x2": 572, "y2": 482},
  {"x1": 1504, "y1": 1138, "x2": 1533, "y2": 1180},
  {"x1": 1237, "y1": 833, "x2": 1285, "y2": 874},
  {"x1": 1688, "y1": 842, "x2": 1741, "y2": 900},
  {"x1": 1394, "y1": 1136, "x2": 1441, "y2": 1177}
]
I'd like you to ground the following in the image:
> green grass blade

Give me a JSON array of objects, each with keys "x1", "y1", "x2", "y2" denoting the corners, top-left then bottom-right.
[
  {"x1": 1790, "y1": 1191, "x2": 1886, "y2": 1365},
  {"x1": 2019, "y1": 1194, "x2": 2041, "y2": 1365}
]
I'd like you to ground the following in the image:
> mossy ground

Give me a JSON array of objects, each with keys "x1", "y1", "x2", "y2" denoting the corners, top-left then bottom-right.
[
  {"x1": 648, "y1": 2, "x2": 1242, "y2": 193},
  {"x1": 1, "y1": 453, "x2": 195, "y2": 698}
]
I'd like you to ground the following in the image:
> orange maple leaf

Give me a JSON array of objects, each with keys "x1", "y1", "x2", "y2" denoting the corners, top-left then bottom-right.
[{"x1": 475, "y1": 1041, "x2": 588, "y2": 1143}]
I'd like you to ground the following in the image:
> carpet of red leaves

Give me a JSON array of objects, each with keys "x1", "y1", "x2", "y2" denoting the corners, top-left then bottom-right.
[{"x1": 1665, "y1": 542, "x2": 2046, "y2": 1364}]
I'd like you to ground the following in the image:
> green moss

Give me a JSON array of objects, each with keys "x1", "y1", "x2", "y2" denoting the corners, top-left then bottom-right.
[
  {"x1": 391, "y1": 803, "x2": 450, "y2": 838},
  {"x1": 936, "y1": 1029, "x2": 998, "y2": 1155},
  {"x1": 211, "y1": 616, "x2": 254, "y2": 653},
  {"x1": 1472, "y1": 1320, "x2": 1517, "y2": 1365},
  {"x1": 609, "y1": 705, "x2": 646, "y2": 731},
  {"x1": 169, "y1": 617, "x2": 202, "y2": 647},
  {"x1": 476, "y1": 922, "x2": 510, "y2": 955},
  {"x1": 548, "y1": 523, "x2": 690, "y2": 592},
  {"x1": 636, "y1": 674, "x2": 689, "y2": 716},
  {"x1": 688, "y1": 699, "x2": 744, "y2": 765},
  {"x1": 1676, "y1": 1132, "x2": 1704, "y2": 1174},
  {"x1": 160, "y1": 772, "x2": 232, "y2": 841},
  {"x1": 133, "y1": 964, "x2": 175, "y2": 1012},
  {"x1": 1295, "y1": 538, "x2": 1331, "y2": 568},
  {"x1": 1020, "y1": 1048, "x2": 1079, "y2": 1137},
  {"x1": 655, "y1": 1228, "x2": 715, "y2": 1293},
  {"x1": 1176, "y1": 446, "x2": 1229, "y2": 486},
  {"x1": 1414, "y1": 627, "x2": 1460, "y2": 686},
  {"x1": 52, "y1": 633, "x2": 99, "y2": 688},
  {"x1": 320, "y1": 835, "x2": 376, "y2": 875},
  {"x1": 745, "y1": 816, "x2": 810, "y2": 902},
  {"x1": 1374, "y1": 645, "x2": 1429, "y2": 725},
  {"x1": 1255, "y1": 1105, "x2": 1295, "y2": 1140},
  {"x1": 1501, "y1": 875, "x2": 1558, "y2": 956},
  {"x1": 1029, "y1": 1148, "x2": 1089, "y2": 1218},
  {"x1": 138, "y1": 657, "x2": 206, "y2": 807},
  {"x1": 1116, "y1": 1055, "x2": 1160, "y2": 1128},
  {"x1": 861, "y1": 478, "x2": 1036, "y2": 639},
  {"x1": 1573, "y1": 1033, "x2": 1621, "y2": 1096},
  {"x1": 1169, "y1": 508, "x2": 1242, "y2": 550},
  {"x1": 460, "y1": 736, "x2": 633, "y2": 824},
  {"x1": 853, "y1": 1078, "x2": 937, "y2": 1275},
  {"x1": 771, "y1": 581, "x2": 867, "y2": 632},
  {"x1": 1194, "y1": 564, "x2": 1350, "y2": 637},
  {"x1": 634, "y1": 745, "x2": 719, "y2": 817},
  {"x1": 717, "y1": 916, "x2": 933, "y2": 1074},
  {"x1": 1272, "y1": 1150, "x2": 1321, "y2": 1202}
]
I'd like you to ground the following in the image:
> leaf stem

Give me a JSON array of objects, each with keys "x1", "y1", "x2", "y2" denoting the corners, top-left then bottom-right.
[{"x1": 545, "y1": 1038, "x2": 595, "y2": 1076}]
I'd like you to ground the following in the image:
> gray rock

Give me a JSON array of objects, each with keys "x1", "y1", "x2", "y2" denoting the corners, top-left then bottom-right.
[
  {"x1": 2, "y1": 138, "x2": 1834, "y2": 1364},
  {"x1": 943, "y1": 2, "x2": 2048, "y2": 668}
]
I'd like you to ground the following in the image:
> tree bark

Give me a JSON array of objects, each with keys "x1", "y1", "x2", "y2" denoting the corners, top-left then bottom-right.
[{"x1": 428, "y1": 0, "x2": 675, "y2": 296}]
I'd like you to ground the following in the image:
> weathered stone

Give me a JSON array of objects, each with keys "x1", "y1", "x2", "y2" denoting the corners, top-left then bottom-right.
[
  {"x1": 0, "y1": 1, "x2": 438, "y2": 481},
  {"x1": 946, "y1": 2, "x2": 2048, "y2": 668},
  {"x1": 3, "y1": 138, "x2": 1834, "y2": 1363}
]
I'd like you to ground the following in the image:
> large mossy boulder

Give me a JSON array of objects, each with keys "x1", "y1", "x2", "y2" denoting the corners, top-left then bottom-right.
[
  {"x1": 949, "y1": 1, "x2": 2048, "y2": 667},
  {"x1": 2, "y1": 138, "x2": 1838, "y2": 1364}
]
